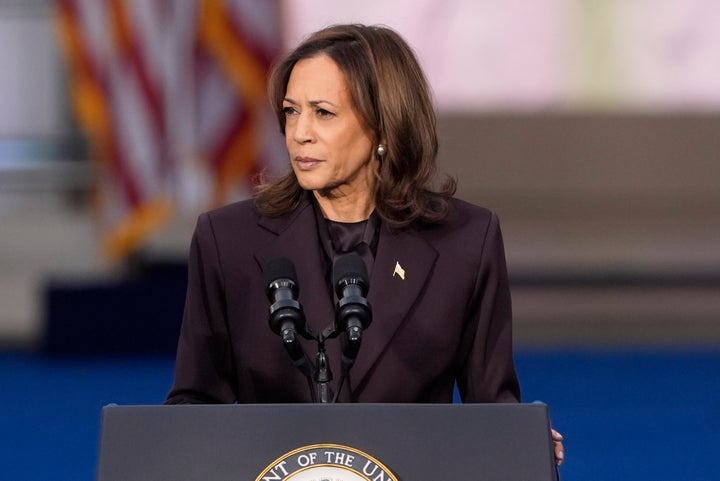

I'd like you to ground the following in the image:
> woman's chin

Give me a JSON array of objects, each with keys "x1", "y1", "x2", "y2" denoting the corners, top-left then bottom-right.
[
  {"x1": 296, "y1": 179, "x2": 323, "y2": 192},
  {"x1": 296, "y1": 175, "x2": 337, "y2": 195}
]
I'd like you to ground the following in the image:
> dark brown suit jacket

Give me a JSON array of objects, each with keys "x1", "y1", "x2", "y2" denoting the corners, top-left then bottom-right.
[{"x1": 166, "y1": 195, "x2": 520, "y2": 404}]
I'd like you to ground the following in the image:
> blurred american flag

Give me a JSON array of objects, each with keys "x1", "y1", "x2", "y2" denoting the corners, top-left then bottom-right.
[{"x1": 55, "y1": 0, "x2": 286, "y2": 262}]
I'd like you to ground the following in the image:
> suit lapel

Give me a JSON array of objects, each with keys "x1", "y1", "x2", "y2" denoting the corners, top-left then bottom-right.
[{"x1": 351, "y1": 223, "x2": 438, "y2": 388}]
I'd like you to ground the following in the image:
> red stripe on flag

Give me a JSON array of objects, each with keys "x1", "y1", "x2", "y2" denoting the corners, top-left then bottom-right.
[
  {"x1": 111, "y1": 0, "x2": 170, "y2": 175},
  {"x1": 59, "y1": 0, "x2": 142, "y2": 209},
  {"x1": 209, "y1": 101, "x2": 250, "y2": 172},
  {"x1": 225, "y1": 9, "x2": 277, "y2": 70}
]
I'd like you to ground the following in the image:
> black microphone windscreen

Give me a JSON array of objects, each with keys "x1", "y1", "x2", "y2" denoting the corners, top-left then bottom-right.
[
  {"x1": 263, "y1": 257, "x2": 298, "y2": 286},
  {"x1": 332, "y1": 253, "x2": 368, "y2": 287}
]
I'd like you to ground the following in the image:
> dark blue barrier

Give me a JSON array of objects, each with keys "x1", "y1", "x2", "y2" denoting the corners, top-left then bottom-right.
[{"x1": 42, "y1": 260, "x2": 187, "y2": 355}]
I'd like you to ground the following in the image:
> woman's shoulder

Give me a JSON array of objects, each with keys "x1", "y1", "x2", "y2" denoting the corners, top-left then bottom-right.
[
  {"x1": 188, "y1": 200, "x2": 260, "y2": 248},
  {"x1": 202, "y1": 198, "x2": 259, "y2": 225},
  {"x1": 412, "y1": 198, "x2": 506, "y2": 270},
  {"x1": 412, "y1": 197, "x2": 502, "y2": 252},
  {"x1": 198, "y1": 196, "x2": 312, "y2": 238},
  {"x1": 444, "y1": 197, "x2": 499, "y2": 233},
  {"x1": 449, "y1": 197, "x2": 495, "y2": 219}
]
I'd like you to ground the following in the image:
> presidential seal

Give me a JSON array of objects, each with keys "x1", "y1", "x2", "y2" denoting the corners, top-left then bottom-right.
[{"x1": 255, "y1": 443, "x2": 400, "y2": 481}]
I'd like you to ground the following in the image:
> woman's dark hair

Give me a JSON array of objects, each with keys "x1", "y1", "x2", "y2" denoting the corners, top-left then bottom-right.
[{"x1": 255, "y1": 24, "x2": 456, "y2": 227}]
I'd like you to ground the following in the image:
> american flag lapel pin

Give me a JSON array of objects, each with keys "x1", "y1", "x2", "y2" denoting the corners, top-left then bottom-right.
[{"x1": 392, "y1": 261, "x2": 406, "y2": 280}]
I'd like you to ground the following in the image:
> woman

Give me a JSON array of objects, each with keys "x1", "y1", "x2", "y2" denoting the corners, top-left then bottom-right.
[{"x1": 166, "y1": 23, "x2": 563, "y2": 464}]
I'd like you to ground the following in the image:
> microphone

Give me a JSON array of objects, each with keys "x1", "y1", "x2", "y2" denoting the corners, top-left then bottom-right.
[
  {"x1": 264, "y1": 257, "x2": 307, "y2": 350},
  {"x1": 333, "y1": 253, "x2": 372, "y2": 354},
  {"x1": 264, "y1": 257, "x2": 316, "y2": 401}
]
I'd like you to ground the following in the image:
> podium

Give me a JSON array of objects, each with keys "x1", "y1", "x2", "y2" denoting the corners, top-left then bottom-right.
[{"x1": 96, "y1": 403, "x2": 558, "y2": 481}]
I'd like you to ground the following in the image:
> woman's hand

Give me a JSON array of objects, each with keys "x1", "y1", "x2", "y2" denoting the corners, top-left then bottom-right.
[{"x1": 552, "y1": 429, "x2": 565, "y2": 466}]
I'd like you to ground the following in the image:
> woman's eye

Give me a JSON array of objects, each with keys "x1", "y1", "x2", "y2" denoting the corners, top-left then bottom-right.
[
  {"x1": 282, "y1": 106, "x2": 297, "y2": 116},
  {"x1": 316, "y1": 108, "x2": 335, "y2": 118}
]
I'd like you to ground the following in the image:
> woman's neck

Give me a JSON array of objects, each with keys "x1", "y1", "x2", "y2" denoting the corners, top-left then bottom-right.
[{"x1": 313, "y1": 190, "x2": 374, "y2": 222}]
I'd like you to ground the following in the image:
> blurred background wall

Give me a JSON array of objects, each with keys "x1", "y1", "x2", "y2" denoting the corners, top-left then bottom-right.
[{"x1": 1, "y1": 1, "x2": 719, "y2": 480}]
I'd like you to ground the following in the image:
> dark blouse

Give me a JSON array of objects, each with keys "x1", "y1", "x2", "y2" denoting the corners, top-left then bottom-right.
[{"x1": 312, "y1": 198, "x2": 380, "y2": 301}]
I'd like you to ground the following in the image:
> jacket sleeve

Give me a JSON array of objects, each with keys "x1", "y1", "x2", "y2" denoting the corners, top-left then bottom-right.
[
  {"x1": 456, "y1": 212, "x2": 521, "y2": 403},
  {"x1": 165, "y1": 213, "x2": 238, "y2": 404}
]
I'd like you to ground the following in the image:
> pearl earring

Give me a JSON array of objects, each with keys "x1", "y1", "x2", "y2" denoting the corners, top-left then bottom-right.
[{"x1": 376, "y1": 144, "x2": 387, "y2": 157}]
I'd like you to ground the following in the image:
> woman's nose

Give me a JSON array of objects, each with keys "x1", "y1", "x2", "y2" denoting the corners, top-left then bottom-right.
[{"x1": 292, "y1": 112, "x2": 314, "y2": 144}]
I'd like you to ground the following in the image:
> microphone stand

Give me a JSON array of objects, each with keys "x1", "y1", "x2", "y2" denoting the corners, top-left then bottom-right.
[
  {"x1": 275, "y1": 315, "x2": 366, "y2": 403},
  {"x1": 314, "y1": 324, "x2": 340, "y2": 403},
  {"x1": 314, "y1": 341, "x2": 332, "y2": 403},
  {"x1": 276, "y1": 321, "x2": 337, "y2": 404}
]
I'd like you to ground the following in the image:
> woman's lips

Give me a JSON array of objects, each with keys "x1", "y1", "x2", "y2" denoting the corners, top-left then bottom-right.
[{"x1": 295, "y1": 156, "x2": 322, "y2": 170}]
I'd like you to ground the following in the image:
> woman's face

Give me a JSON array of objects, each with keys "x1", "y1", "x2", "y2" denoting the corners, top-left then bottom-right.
[{"x1": 283, "y1": 55, "x2": 377, "y2": 200}]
